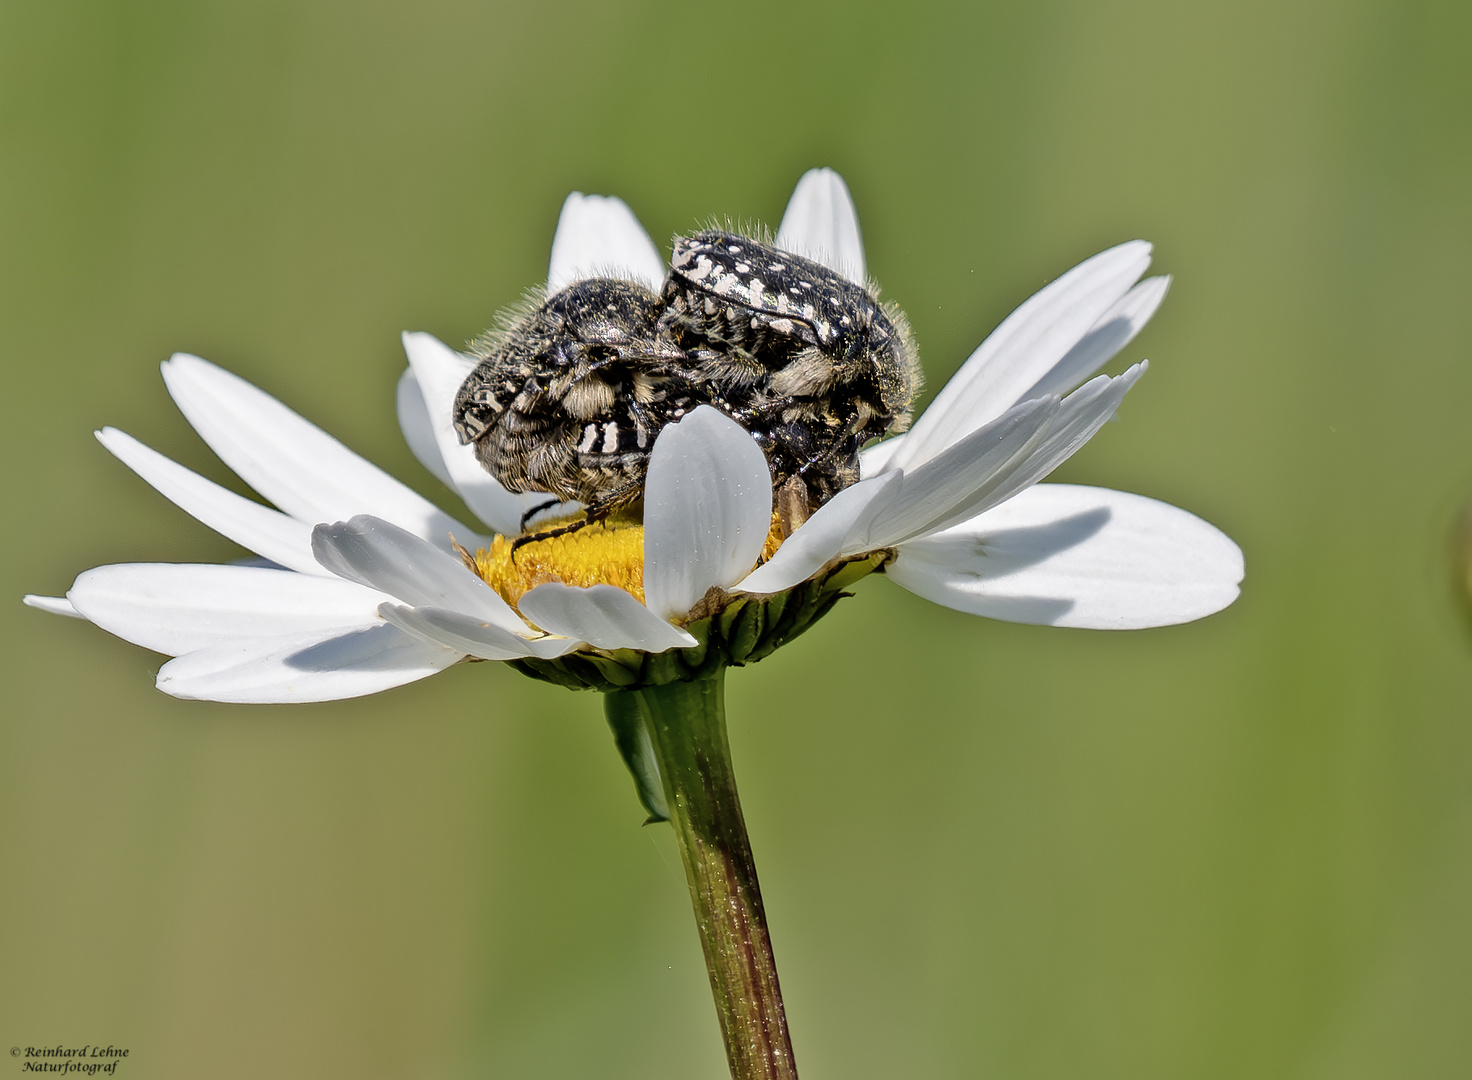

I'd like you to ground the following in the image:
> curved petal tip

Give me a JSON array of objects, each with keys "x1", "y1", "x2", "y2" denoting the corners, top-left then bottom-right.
[
  {"x1": 547, "y1": 192, "x2": 665, "y2": 294},
  {"x1": 775, "y1": 168, "x2": 867, "y2": 284}
]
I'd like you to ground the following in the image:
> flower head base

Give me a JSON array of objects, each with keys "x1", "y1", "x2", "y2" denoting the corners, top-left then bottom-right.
[
  {"x1": 454, "y1": 440, "x2": 890, "y2": 692},
  {"x1": 510, "y1": 551, "x2": 888, "y2": 693},
  {"x1": 25, "y1": 168, "x2": 1243, "y2": 704}
]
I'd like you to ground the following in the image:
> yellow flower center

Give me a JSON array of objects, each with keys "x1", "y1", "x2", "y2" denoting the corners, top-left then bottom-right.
[
  {"x1": 471, "y1": 518, "x2": 648, "y2": 606},
  {"x1": 466, "y1": 512, "x2": 790, "y2": 612}
]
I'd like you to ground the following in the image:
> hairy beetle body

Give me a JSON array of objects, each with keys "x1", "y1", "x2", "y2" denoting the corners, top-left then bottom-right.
[
  {"x1": 453, "y1": 278, "x2": 701, "y2": 515},
  {"x1": 454, "y1": 230, "x2": 921, "y2": 535},
  {"x1": 660, "y1": 230, "x2": 921, "y2": 514}
]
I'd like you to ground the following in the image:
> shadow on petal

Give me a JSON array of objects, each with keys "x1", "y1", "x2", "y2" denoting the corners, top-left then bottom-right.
[
  {"x1": 889, "y1": 484, "x2": 1241, "y2": 629},
  {"x1": 904, "y1": 506, "x2": 1113, "y2": 582},
  {"x1": 283, "y1": 623, "x2": 445, "y2": 673},
  {"x1": 952, "y1": 594, "x2": 1076, "y2": 624},
  {"x1": 960, "y1": 506, "x2": 1112, "y2": 578}
]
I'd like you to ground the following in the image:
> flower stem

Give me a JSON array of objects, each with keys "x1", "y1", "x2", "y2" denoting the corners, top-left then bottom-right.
[{"x1": 615, "y1": 669, "x2": 798, "y2": 1080}]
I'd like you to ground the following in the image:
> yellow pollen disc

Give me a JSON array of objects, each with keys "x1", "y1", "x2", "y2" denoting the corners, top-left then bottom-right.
[
  {"x1": 473, "y1": 520, "x2": 647, "y2": 607},
  {"x1": 469, "y1": 512, "x2": 791, "y2": 614}
]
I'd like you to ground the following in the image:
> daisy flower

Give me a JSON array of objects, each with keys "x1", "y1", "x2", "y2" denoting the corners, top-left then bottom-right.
[
  {"x1": 25, "y1": 168, "x2": 1240, "y2": 702},
  {"x1": 24, "y1": 168, "x2": 1243, "y2": 1080}
]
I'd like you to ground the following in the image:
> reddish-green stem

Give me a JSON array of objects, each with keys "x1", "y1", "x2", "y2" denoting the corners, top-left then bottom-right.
[{"x1": 611, "y1": 670, "x2": 798, "y2": 1080}]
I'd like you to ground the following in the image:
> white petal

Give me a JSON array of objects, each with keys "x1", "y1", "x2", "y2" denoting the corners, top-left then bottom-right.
[
  {"x1": 396, "y1": 366, "x2": 455, "y2": 488},
  {"x1": 859, "y1": 433, "x2": 906, "y2": 478},
  {"x1": 887, "y1": 484, "x2": 1243, "y2": 629},
  {"x1": 66, "y1": 563, "x2": 387, "y2": 655},
  {"x1": 862, "y1": 396, "x2": 1059, "y2": 550},
  {"x1": 377, "y1": 603, "x2": 577, "y2": 661},
  {"x1": 642, "y1": 407, "x2": 773, "y2": 620},
  {"x1": 310, "y1": 515, "x2": 528, "y2": 632},
  {"x1": 161, "y1": 354, "x2": 480, "y2": 549},
  {"x1": 97, "y1": 428, "x2": 329, "y2": 576},
  {"x1": 23, "y1": 595, "x2": 83, "y2": 618},
  {"x1": 156, "y1": 623, "x2": 461, "y2": 704},
  {"x1": 900, "y1": 364, "x2": 1146, "y2": 543},
  {"x1": 1020, "y1": 276, "x2": 1169, "y2": 400},
  {"x1": 547, "y1": 192, "x2": 665, "y2": 294},
  {"x1": 890, "y1": 241, "x2": 1152, "y2": 471},
  {"x1": 230, "y1": 556, "x2": 288, "y2": 569},
  {"x1": 400, "y1": 333, "x2": 580, "y2": 535},
  {"x1": 519, "y1": 583, "x2": 696, "y2": 652},
  {"x1": 774, "y1": 168, "x2": 866, "y2": 284},
  {"x1": 734, "y1": 472, "x2": 902, "y2": 594}
]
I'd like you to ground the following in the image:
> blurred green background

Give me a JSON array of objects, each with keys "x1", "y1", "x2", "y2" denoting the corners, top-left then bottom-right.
[{"x1": 3, "y1": 0, "x2": 1470, "y2": 1077}]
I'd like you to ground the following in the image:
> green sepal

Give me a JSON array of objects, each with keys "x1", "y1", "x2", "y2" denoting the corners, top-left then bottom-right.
[
  {"x1": 602, "y1": 690, "x2": 670, "y2": 822},
  {"x1": 760, "y1": 586, "x2": 790, "y2": 629},
  {"x1": 821, "y1": 551, "x2": 886, "y2": 593},
  {"x1": 505, "y1": 655, "x2": 586, "y2": 690},
  {"x1": 582, "y1": 652, "x2": 643, "y2": 688},
  {"x1": 717, "y1": 596, "x2": 749, "y2": 639},
  {"x1": 678, "y1": 617, "x2": 711, "y2": 670},
  {"x1": 727, "y1": 598, "x2": 765, "y2": 662}
]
